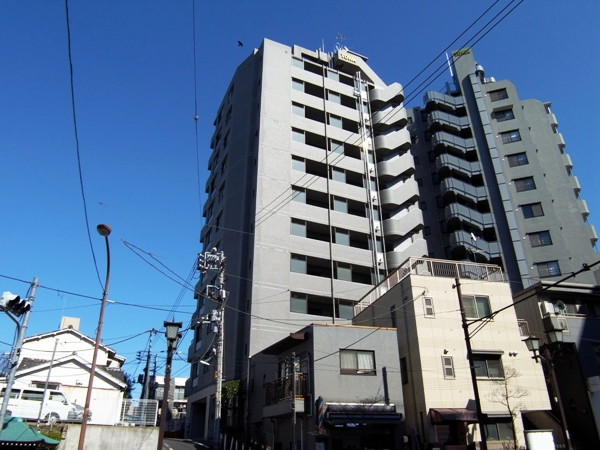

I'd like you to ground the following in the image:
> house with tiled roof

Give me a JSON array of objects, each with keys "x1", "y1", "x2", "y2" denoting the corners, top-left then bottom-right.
[{"x1": 4, "y1": 317, "x2": 127, "y2": 425}]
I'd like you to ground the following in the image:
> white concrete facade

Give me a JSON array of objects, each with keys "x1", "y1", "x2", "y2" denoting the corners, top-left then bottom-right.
[{"x1": 354, "y1": 257, "x2": 551, "y2": 449}]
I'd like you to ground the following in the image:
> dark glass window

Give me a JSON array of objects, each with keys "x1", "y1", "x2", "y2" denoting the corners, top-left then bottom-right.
[{"x1": 507, "y1": 152, "x2": 528, "y2": 167}]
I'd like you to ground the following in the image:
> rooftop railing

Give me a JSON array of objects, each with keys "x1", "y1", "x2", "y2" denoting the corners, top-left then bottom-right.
[{"x1": 355, "y1": 257, "x2": 504, "y2": 315}]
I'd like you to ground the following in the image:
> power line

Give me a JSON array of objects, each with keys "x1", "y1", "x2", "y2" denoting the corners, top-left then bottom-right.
[{"x1": 63, "y1": 0, "x2": 102, "y2": 290}]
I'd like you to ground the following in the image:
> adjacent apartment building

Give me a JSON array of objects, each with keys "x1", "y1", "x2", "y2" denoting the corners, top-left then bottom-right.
[{"x1": 186, "y1": 38, "x2": 598, "y2": 442}]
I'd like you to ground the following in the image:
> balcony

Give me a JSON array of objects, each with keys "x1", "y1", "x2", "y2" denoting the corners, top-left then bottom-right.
[
  {"x1": 263, "y1": 373, "x2": 307, "y2": 418},
  {"x1": 369, "y1": 82, "x2": 404, "y2": 108},
  {"x1": 424, "y1": 91, "x2": 466, "y2": 113},
  {"x1": 431, "y1": 131, "x2": 476, "y2": 155},
  {"x1": 428, "y1": 110, "x2": 471, "y2": 135}
]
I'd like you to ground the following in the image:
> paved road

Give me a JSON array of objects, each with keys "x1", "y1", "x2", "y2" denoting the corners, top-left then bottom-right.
[{"x1": 163, "y1": 438, "x2": 214, "y2": 450}]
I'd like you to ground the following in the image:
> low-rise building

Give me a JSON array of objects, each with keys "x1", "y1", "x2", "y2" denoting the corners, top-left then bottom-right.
[
  {"x1": 354, "y1": 257, "x2": 552, "y2": 450},
  {"x1": 513, "y1": 281, "x2": 600, "y2": 449},
  {"x1": 9, "y1": 317, "x2": 127, "y2": 425},
  {"x1": 247, "y1": 323, "x2": 404, "y2": 450}
]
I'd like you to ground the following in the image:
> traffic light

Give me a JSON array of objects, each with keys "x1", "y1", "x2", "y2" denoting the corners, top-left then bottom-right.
[{"x1": 0, "y1": 291, "x2": 30, "y2": 316}]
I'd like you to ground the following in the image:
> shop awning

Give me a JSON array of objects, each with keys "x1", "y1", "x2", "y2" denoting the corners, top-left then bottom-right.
[{"x1": 429, "y1": 408, "x2": 478, "y2": 424}]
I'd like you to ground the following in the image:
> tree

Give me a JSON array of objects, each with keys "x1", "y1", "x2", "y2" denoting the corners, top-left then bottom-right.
[
  {"x1": 488, "y1": 366, "x2": 529, "y2": 450},
  {"x1": 123, "y1": 372, "x2": 136, "y2": 399}
]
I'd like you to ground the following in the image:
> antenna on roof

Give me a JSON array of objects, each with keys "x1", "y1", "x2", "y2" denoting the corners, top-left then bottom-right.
[
  {"x1": 335, "y1": 32, "x2": 347, "y2": 51},
  {"x1": 446, "y1": 52, "x2": 454, "y2": 77}
]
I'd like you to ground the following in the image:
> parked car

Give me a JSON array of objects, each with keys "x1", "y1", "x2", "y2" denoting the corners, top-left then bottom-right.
[{"x1": 0, "y1": 386, "x2": 90, "y2": 423}]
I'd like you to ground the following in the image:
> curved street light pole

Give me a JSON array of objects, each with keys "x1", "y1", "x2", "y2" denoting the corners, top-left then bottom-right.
[{"x1": 78, "y1": 224, "x2": 112, "y2": 450}]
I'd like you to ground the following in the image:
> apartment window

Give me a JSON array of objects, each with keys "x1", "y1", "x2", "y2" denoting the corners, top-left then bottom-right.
[
  {"x1": 528, "y1": 230, "x2": 552, "y2": 247},
  {"x1": 400, "y1": 357, "x2": 409, "y2": 384},
  {"x1": 340, "y1": 350, "x2": 376, "y2": 375},
  {"x1": 291, "y1": 187, "x2": 306, "y2": 203},
  {"x1": 292, "y1": 78, "x2": 303, "y2": 91},
  {"x1": 521, "y1": 202, "x2": 544, "y2": 218},
  {"x1": 291, "y1": 156, "x2": 305, "y2": 171},
  {"x1": 489, "y1": 88, "x2": 508, "y2": 102},
  {"x1": 500, "y1": 129, "x2": 522, "y2": 144},
  {"x1": 328, "y1": 91, "x2": 341, "y2": 104},
  {"x1": 536, "y1": 260, "x2": 561, "y2": 278},
  {"x1": 334, "y1": 229, "x2": 350, "y2": 246},
  {"x1": 473, "y1": 354, "x2": 504, "y2": 378},
  {"x1": 337, "y1": 301, "x2": 354, "y2": 319},
  {"x1": 290, "y1": 254, "x2": 307, "y2": 274},
  {"x1": 506, "y1": 152, "x2": 528, "y2": 167},
  {"x1": 331, "y1": 167, "x2": 346, "y2": 182},
  {"x1": 333, "y1": 197, "x2": 348, "y2": 213},
  {"x1": 514, "y1": 176, "x2": 536, "y2": 192},
  {"x1": 423, "y1": 297, "x2": 435, "y2": 317},
  {"x1": 292, "y1": 58, "x2": 303, "y2": 69},
  {"x1": 330, "y1": 140, "x2": 344, "y2": 154},
  {"x1": 442, "y1": 356, "x2": 455, "y2": 379},
  {"x1": 329, "y1": 114, "x2": 343, "y2": 128},
  {"x1": 463, "y1": 295, "x2": 491, "y2": 319},
  {"x1": 292, "y1": 128, "x2": 304, "y2": 143},
  {"x1": 335, "y1": 262, "x2": 352, "y2": 281},
  {"x1": 485, "y1": 422, "x2": 514, "y2": 441},
  {"x1": 494, "y1": 108, "x2": 515, "y2": 122},
  {"x1": 290, "y1": 219, "x2": 306, "y2": 237},
  {"x1": 292, "y1": 102, "x2": 304, "y2": 116}
]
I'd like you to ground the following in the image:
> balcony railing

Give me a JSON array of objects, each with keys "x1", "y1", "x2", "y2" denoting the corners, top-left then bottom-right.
[
  {"x1": 355, "y1": 257, "x2": 505, "y2": 315},
  {"x1": 265, "y1": 373, "x2": 307, "y2": 406}
]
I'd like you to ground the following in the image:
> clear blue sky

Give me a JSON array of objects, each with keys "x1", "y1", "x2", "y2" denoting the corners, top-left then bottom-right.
[{"x1": 1, "y1": 1, "x2": 599, "y2": 396}]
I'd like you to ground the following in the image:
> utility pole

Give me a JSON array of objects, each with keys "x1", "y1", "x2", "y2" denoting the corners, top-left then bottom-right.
[
  {"x1": 197, "y1": 248, "x2": 227, "y2": 447},
  {"x1": 454, "y1": 278, "x2": 487, "y2": 450},
  {"x1": 143, "y1": 329, "x2": 156, "y2": 400},
  {"x1": 0, "y1": 277, "x2": 38, "y2": 436}
]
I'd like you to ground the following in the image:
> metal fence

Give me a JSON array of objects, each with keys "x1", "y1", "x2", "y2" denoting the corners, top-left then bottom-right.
[
  {"x1": 355, "y1": 257, "x2": 505, "y2": 315},
  {"x1": 118, "y1": 399, "x2": 158, "y2": 426}
]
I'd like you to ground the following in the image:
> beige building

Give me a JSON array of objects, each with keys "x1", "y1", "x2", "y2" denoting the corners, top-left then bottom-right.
[{"x1": 354, "y1": 257, "x2": 552, "y2": 449}]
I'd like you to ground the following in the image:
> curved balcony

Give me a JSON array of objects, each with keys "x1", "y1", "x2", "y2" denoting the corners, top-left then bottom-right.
[
  {"x1": 386, "y1": 238, "x2": 429, "y2": 270},
  {"x1": 449, "y1": 230, "x2": 501, "y2": 261},
  {"x1": 435, "y1": 154, "x2": 481, "y2": 178},
  {"x1": 432, "y1": 131, "x2": 476, "y2": 155},
  {"x1": 377, "y1": 152, "x2": 415, "y2": 182},
  {"x1": 372, "y1": 105, "x2": 408, "y2": 130},
  {"x1": 428, "y1": 111, "x2": 471, "y2": 134},
  {"x1": 445, "y1": 203, "x2": 494, "y2": 230},
  {"x1": 383, "y1": 208, "x2": 424, "y2": 239},
  {"x1": 380, "y1": 178, "x2": 420, "y2": 208},
  {"x1": 374, "y1": 128, "x2": 411, "y2": 154},
  {"x1": 424, "y1": 91, "x2": 466, "y2": 112},
  {"x1": 441, "y1": 178, "x2": 488, "y2": 203},
  {"x1": 370, "y1": 82, "x2": 404, "y2": 108}
]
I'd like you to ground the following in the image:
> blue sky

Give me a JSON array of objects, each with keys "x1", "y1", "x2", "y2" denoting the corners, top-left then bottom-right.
[{"x1": 1, "y1": 1, "x2": 598, "y2": 396}]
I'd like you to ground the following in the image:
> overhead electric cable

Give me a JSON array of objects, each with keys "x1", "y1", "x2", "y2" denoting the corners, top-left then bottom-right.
[{"x1": 64, "y1": 0, "x2": 102, "y2": 289}]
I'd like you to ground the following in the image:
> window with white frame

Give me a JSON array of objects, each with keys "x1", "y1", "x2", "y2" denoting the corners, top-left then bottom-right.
[
  {"x1": 423, "y1": 297, "x2": 435, "y2": 317},
  {"x1": 340, "y1": 349, "x2": 376, "y2": 375},
  {"x1": 442, "y1": 356, "x2": 455, "y2": 379}
]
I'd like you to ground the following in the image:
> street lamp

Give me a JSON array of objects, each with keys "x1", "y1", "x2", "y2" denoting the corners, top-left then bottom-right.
[
  {"x1": 523, "y1": 334, "x2": 573, "y2": 450},
  {"x1": 77, "y1": 224, "x2": 112, "y2": 450},
  {"x1": 157, "y1": 320, "x2": 182, "y2": 450}
]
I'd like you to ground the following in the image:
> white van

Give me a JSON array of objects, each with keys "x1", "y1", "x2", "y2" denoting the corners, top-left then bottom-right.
[{"x1": 0, "y1": 386, "x2": 88, "y2": 423}]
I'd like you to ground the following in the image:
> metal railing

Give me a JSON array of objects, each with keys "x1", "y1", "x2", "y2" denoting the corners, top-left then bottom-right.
[
  {"x1": 355, "y1": 257, "x2": 505, "y2": 315},
  {"x1": 118, "y1": 399, "x2": 158, "y2": 426},
  {"x1": 265, "y1": 373, "x2": 306, "y2": 406}
]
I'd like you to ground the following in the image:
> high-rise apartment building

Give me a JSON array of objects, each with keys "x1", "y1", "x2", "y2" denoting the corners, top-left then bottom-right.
[
  {"x1": 409, "y1": 49, "x2": 597, "y2": 291},
  {"x1": 186, "y1": 39, "x2": 598, "y2": 441}
]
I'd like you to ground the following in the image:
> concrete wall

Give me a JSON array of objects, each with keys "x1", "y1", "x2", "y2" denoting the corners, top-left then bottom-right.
[{"x1": 59, "y1": 424, "x2": 158, "y2": 450}]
